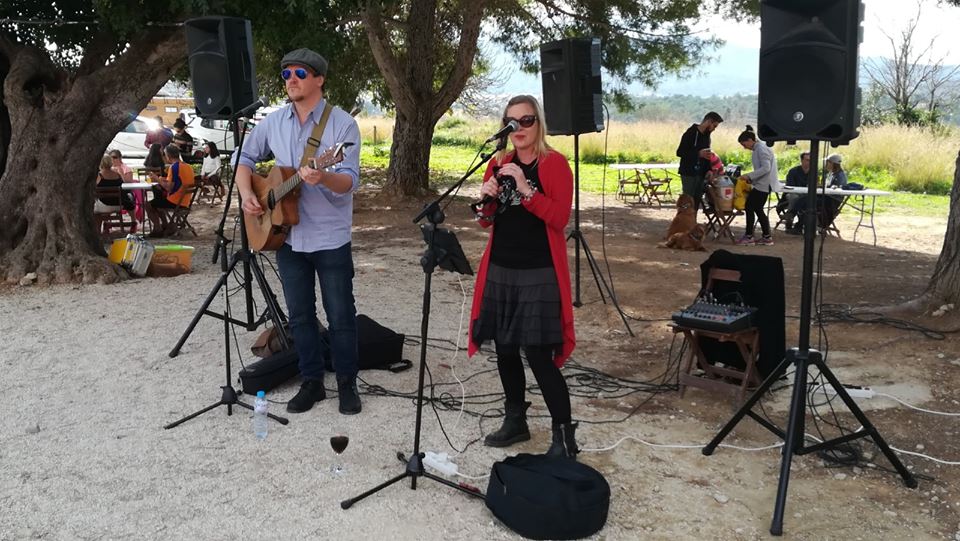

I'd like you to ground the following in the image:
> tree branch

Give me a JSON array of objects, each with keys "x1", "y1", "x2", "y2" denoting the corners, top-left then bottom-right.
[
  {"x1": 432, "y1": 0, "x2": 486, "y2": 121},
  {"x1": 361, "y1": 2, "x2": 413, "y2": 112},
  {"x1": 76, "y1": 29, "x2": 121, "y2": 77}
]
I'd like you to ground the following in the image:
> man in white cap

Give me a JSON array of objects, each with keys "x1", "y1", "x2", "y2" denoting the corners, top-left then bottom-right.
[{"x1": 235, "y1": 48, "x2": 363, "y2": 415}]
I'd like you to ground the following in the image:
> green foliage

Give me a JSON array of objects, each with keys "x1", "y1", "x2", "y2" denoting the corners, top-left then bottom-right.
[{"x1": 487, "y1": 1, "x2": 758, "y2": 107}]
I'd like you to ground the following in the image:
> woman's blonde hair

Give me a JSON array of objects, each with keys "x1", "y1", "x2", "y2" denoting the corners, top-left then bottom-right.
[
  {"x1": 495, "y1": 95, "x2": 553, "y2": 165},
  {"x1": 100, "y1": 154, "x2": 113, "y2": 169}
]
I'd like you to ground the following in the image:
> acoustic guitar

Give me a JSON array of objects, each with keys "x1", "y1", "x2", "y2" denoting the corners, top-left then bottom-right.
[{"x1": 245, "y1": 142, "x2": 351, "y2": 252}]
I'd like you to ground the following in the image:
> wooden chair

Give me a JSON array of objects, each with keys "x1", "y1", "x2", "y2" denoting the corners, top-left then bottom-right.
[
  {"x1": 616, "y1": 169, "x2": 642, "y2": 203},
  {"x1": 645, "y1": 169, "x2": 674, "y2": 204},
  {"x1": 639, "y1": 169, "x2": 669, "y2": 208},
  {"x1": 199, "y1": 163, "x2": 228, "y2": 206},
  {"x1": 702, "y1": 189, "x2": 742, "y2": 243},
  {"x1": 94, "y1": 186, "x2": 132, "y2": 238},
  {"x1": 671, "y1": 268, "x2": 762, "y2": 403},
  {"x1": 163, "y1": 186, "x2": 199, "y2": 238}
]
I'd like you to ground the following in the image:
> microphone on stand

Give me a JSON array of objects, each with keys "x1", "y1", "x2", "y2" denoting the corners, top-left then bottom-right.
[
  {"x1": 484, "y1": 119, "x2": 520, "y2": 143},
  {"x1": 235, "y1": 97, "x2": 268, "y2": 119}
]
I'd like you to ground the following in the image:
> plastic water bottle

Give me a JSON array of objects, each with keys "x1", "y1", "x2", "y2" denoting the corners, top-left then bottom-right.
[{"x1": 253, "y1": 390, "x2": 268, "y2": 440}]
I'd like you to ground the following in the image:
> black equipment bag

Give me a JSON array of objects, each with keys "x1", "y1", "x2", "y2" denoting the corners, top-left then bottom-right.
[
  {"x1": 239, "y1": 348, "x2": 299, "y2": 395},
  {"x1": 485, "y1": 454, "x2": 610, "y2": 540},
  {"x1": 241, "y1": 315, "x2": 411, "y2": 395},
  {"x1": 322, "y1": 314, "x2": 411, "y2": 373}
]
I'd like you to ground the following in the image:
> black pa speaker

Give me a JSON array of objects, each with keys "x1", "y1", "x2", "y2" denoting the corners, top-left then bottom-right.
[
  {"x1": 757, "y1": 0, "x2": 864, "y2": 144},
  {"x1": 540, "y1": 38, "x2": 603, "y2": 136},
  {"x1": 184, "y1": 17, "x2": 258, "y2": 120}
]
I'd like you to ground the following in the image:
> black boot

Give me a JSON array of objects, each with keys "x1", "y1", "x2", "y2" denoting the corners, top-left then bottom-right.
[
  {"x1": 337, "y1": 376, "x2": 362, "y2": 415},
  {"x1": 484, "y1": 401, "x2": 531, "y2": 447},
  {"x1": 545, "y1": 421, "x2": 579, "y2": 460},
  {"x1": 287, "y1": 378, "x2": 326, "y2": 413}
]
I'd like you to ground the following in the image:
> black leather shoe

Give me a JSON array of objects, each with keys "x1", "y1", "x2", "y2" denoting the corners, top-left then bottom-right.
[
  {"x1": 286, "y1": 379, "x2": 326, "y2": 413},
  {"x1": 337, "y1": 378, "x2": 362, "y2": 415}
]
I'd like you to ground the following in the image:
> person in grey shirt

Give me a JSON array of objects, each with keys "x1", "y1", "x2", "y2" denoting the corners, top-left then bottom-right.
[
  {"x1": 236, "y1": 48, "x2": 363, "y2": 415},
  {"x1": 735, "y1": 125, "x2": 778, "y2": 246}
]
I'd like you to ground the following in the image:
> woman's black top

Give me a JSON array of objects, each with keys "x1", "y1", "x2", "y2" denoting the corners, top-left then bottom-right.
[
  {"x1": 97, "y1": 173, "x2": 133, "y2": 210},
  {"x1": 490, "y1": 156, "x2": 552, "y2": 269}
]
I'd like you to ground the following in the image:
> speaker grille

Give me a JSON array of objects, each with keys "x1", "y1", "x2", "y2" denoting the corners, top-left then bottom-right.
[
  {"x1": 758, "y1": 44, "x2": 846, "y2": 140},
  {"x1": 189, "y1": 52, "x2": 231, "y2": 116},
  {"x1": 184, "y1": 17, "x2": 258, "y2": 120},
  {"x1": 540, "y1": 38, "x2": 603, "y2": 136}
]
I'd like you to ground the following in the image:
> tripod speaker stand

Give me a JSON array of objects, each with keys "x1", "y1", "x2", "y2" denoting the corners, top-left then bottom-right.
[
  {"x1": 341, "y1": 144, "x2": 500, "y2": 510},
  {"x1": 566, "y1": 134, "x2": 633, "y2": 336},
  {"x1": 701, "y1": 141, "x2": 916, "y2": 535},
  {"x1": 164, "y1": 107, "x2": 289, "y2": 430}
]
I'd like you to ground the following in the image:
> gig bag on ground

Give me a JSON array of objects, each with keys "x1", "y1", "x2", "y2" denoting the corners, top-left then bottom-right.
[{"x1": 485, "y1": 453, "x2": 610, "y2": 540}]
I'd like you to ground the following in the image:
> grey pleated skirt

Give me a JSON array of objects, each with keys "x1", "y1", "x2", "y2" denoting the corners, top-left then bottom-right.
[{"x1": 472, "y1": 263, "x2": 563, "y2": 349}]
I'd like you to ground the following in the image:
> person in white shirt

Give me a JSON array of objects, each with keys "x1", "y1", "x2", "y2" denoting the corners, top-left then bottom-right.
[
  {"x1": 200, "y1": 142, "x2": 223, "y2": 201},
  {"x1": 735, "y1": 125, "x2": 778, "y2": 246}
]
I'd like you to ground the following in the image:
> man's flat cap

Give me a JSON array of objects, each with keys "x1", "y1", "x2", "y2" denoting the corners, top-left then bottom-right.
[{"x1": 280, "y1": 48, "x2": 328, "y2": 76}]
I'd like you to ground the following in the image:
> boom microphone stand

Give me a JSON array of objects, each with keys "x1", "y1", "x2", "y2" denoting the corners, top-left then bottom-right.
[
  {"x1": 164, "y1": 105, "x2": 289, "y2": 429},
  {"x1": 340, "y1": 143, "x2": 498, "y2": 510},
  {"x1": 566, "y1": 133, "x2": 633, "y2": 336},
  {"x1": 701, "y1": 140, "x2": 916, "y2": 535}
]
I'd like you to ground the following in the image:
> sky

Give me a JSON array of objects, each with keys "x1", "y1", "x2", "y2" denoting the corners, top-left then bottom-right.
[{"x1": 497, "y1": 0, "x2": 960, "y2": 97}]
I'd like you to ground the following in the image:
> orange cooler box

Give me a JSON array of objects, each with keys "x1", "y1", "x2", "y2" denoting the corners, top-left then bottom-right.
[{"x1": 147, "y1": 245, "x2": 195, "y2": 277}]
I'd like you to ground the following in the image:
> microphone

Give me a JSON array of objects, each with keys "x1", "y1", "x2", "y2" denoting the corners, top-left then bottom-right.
[
  {"x1": 484, "y1": 119, "x2": 519, "y2": 143},
  {"x1": 235, "y1": 97, "x2": 267, "y2": 119}
]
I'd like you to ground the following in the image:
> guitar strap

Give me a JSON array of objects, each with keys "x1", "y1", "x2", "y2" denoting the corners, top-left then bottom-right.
[{"x1": 300, "y1": 101, "x2": 334, "y2": 168}]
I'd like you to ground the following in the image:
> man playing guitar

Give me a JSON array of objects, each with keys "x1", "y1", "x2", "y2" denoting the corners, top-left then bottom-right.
[{"x1": 235, "y1": 48, "x2": 363, "y2": 415}]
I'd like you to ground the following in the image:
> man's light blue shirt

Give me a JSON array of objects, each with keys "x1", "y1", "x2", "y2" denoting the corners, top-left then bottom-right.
[{"x1": 237, "y1": 99, "x2": 361, "y2": 252}]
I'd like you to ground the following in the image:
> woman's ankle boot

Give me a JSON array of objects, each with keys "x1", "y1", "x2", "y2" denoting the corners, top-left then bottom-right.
[
  {"x1": 546, "y1": 421, "x2": 579, "y2": 459},
  {"x1": 484, "y1": 401, "x2": 531, "y2": 447}
]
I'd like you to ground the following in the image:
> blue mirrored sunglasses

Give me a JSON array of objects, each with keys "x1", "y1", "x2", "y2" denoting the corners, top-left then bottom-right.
[{"x1": 281, "y1": 68, "x2": 309, "y2": 80}]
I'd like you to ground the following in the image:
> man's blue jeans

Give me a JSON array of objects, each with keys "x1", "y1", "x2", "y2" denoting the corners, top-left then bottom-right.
[{"x1": 276, "y1": 242, "x2": 358, "y2": 382}]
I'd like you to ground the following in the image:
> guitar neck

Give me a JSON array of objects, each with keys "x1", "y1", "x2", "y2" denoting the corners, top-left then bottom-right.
[{"x1": 274, "y1": 172, "x2": 304, "y2": 202}]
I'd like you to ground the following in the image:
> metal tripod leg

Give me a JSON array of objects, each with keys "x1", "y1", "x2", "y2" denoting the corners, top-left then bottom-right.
[
  {"x1": 568, "y1": 228, "x2": 634, "y2": 336},
  {"x1": 169, "y1": 249, "x2": 287, "y2": 357}
]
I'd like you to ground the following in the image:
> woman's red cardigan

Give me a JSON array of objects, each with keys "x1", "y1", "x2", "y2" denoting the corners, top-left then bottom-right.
[{"x1": 467, "y1": 150, "x2": 576, "y2": 367}]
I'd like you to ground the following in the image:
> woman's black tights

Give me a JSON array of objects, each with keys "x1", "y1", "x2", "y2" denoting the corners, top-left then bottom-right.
[
  {"x1": 745, "y1": 188, "x2": 771, "y2": 238},
  {"x1": 495, "y1": 342, "x2": 571, "y2": 424}
]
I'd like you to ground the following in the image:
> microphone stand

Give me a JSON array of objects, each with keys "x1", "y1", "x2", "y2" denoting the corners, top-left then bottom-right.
[
  {"x1": 165, "y1": 104, "x2": 289, "y2": 429},
  {"x1": 340, "y1": 138, "x2": 505, "y2": 509}
]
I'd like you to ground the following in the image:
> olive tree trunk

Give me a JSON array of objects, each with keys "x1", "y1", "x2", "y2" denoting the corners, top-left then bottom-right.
[
  {"x1": 361, "y1": 0, "x2": 485, "y2": 196},
  {"x1": 0, "y1": 30, "x2": 183, "y2": 284},
  {"x1": 922, "y1": 150, "x2": 960, "y2": 305}
]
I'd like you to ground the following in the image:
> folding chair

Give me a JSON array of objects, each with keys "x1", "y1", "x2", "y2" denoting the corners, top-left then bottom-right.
[
  {"x1": 702, "y1": 189, "x2": 742, "y2": 243},
  {"x1": 94, "y1": 186, "x2": 133, "y2": 238},
  {"x1": 645, "y1": 169, "x2": 674, "y2": 204},
  {"x1": 636, "y1": 169, "x2": 669, "y2": 208},
  {"x1": 616, "y1": 169, "x2": 642, "y2": 202},
  {"x1": 673, "y1": 268, "x2": 762, "y2": 403},
  {"x1": 165, "y1": 186, "x2": 199, "y2": 238}
]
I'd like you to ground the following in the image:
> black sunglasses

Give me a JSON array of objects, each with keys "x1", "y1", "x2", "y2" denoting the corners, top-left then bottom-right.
[
  {"x1": 502, "y1": 115, "x2": 538, "y2": 128},
  {"x1": 281, "y1": 68, "x2": 309, "y2": 80}
]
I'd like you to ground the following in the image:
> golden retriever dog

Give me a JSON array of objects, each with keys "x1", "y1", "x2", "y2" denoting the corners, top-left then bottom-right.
[
  {"x1": 664, "y1": 194, "x2": 697, "y2": 239},
  {"x1": 658, "y1": 224, "x2": 707, "y2": 251}
]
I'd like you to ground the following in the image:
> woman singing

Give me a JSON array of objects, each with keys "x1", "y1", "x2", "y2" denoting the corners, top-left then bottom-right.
[{"x1": 468, "y1": 95, "x2": 578, "y2": 459}]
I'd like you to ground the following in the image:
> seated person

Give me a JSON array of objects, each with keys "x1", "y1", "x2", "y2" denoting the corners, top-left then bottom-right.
[
  {"x1": 143, "y1": 143, "x2": 166, "y2": 177},
  {"x1": 816, "y1": 153, "x2": 847, "y2": 230},
  {"x1": 779, "y1": 152, "x2": 810, "y2": 234},
  {"x1": 94, "y1": 154, "x2": 135, "y2": 232},
  {"x1": 145, "y1": 144, "x2": 196, "y2": 237},
  {"x1": 171, "y1": 118, "x2": 194, "y2": 158},
  {"x1": 200, "y1": 141, "x2": 224, "y2": 199}
]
